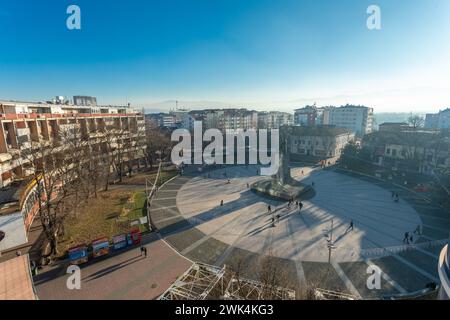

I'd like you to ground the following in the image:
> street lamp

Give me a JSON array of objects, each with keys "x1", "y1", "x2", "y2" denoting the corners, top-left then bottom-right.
[{"x1": 327, "y1": 219, "x2": 337, "y2": 263}]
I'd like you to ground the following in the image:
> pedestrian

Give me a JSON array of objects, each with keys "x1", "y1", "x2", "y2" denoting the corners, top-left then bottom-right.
[
  {"x1": 345, "y1": 220, "x2": 354, "y2": 234},
  {"x1": 220, "y1": 200, "x2": 224, "y2": 207},
  {"x1": 140, "y1": 246, "x2": 145, "y2": 257},
  {"x1": 276, "y1": 214, "x2": 280, "y2": 221},
  {"x1": 409, "y1": 235, "x2": 414, "y2": 244},
  {"x1": 299, "y1": 202, "x2": 304, "y2": 212},
  {"x1": 268, "y1": 205, "x2": 272, "y2": 214},
  {"x1": 403, "y1": 232, "x2": 410, "y2": 244}
]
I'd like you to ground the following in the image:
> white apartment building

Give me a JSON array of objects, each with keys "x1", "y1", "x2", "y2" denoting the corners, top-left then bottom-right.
[{"x1": 329, "y1": 105, "x2": 374, "y2": 136}]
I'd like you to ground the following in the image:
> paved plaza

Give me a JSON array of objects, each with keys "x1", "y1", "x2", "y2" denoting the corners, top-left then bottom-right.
[{"x1": 152, "y1": 165, "x2": 450, "y2": 299}]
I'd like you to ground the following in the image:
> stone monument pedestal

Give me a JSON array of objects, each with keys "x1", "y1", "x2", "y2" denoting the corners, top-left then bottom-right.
[{"x1": 251, "y1": 178, "x2": 311, "y2": 200}]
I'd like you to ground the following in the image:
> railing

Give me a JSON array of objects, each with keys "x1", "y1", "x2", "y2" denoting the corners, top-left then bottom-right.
[
  {"x1": 314, "y1": 288, "x2": 359, "y2": 300},
  {"x1": 0, "y1": 112, "x2": 142, "y2": 121},
  {"x1": 360, "y1": 239, "x2": 448, "y2": 259}
]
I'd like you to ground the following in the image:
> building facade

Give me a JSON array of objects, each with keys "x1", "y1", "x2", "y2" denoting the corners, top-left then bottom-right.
[
  {"x1": 294, "y1": 105, "x2": 318, "y2": 126},
  {"x1": 0, "y1": 99, "x2": 146, "y2": 188},
  {"x1": 73, "y1": 96, "x2": 98, "y2": 107},
  {"x1": 258, "y1": 111, "x2": 293, "y2": 129},
  {"x1": 329, "y1": 105, "x2": 374, "y2": 136},
  {"x1": 198, "y1": 109, "x2": 258, "y2": 131},
  {"x1": 290, "y1": 126, "x2": 355, "y2": 159},
  {"x1": 425, "y1": 109, "x2": 450, "y2": 130}
]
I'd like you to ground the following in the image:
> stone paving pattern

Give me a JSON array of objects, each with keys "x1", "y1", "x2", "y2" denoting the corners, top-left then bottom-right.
[{"x1": 152, "y1": 165, "x2": 450, "y2": 299}]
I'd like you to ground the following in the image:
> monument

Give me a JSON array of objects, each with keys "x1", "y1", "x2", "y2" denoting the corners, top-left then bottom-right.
[{"x1": 251, "y1": 126, "x2": 312, "y2": 200}]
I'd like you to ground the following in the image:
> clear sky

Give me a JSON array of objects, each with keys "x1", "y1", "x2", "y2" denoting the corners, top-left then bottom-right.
[{"x1": 0, "y1": 0, "x2": 449, "y2": 113}]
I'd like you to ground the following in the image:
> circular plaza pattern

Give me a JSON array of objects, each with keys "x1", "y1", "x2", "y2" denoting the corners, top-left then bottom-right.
[
  {"x1": 177, "y1": 166, "x2": 422, "y2": 263},
  {"x1": 152, "y1": 165, "x2": 450, "y2": 298}
]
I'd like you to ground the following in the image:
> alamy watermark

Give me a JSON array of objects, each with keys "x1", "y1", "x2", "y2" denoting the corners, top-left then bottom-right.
[
  {"x1": 367, "y1": 5, "x2": 381, "y2": 30},
  {"x1": 66, "y1": 265, "x2": 81, "y2": 290},
  {"x1": 65, "y1": 5, "x2": 381, "y2": 32},
  {"x1": 66, "y1": 5, "x2": 81, "y2": 30},
  {"x1": 171, "y1": 121, "x2": 280, "y2": 176},
  {"x1": 367, "y1": 265, "x2": 382, "y2": 290}
]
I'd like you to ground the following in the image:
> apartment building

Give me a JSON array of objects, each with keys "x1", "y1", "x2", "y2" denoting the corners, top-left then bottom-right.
[
  {"x1": 329, "y1": 105, "x2": 374, "y2": 136},
  {"x1": 258, "y1": 111, "x2": 293, "y2": 129},
  {"x1": 425, "y1": 109, "x2": 450, "y2": 130},
  {"x1": 294, "y1": 105, "x2": 332, "y2": 127},
  {"x1": 200, "y1": 109, "x2": 258, "y2": 131},
  {"x1": 0, "y1": 99, "x2": 146, "y2": 188},
  {"x1": 294, "y1": 105, "x2": 317, "y2": 126}
]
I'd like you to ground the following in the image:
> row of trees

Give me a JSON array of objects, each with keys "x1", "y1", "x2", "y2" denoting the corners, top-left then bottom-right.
[{"x1": 19, "y1": 125, "x2": 147, "y2": 257}]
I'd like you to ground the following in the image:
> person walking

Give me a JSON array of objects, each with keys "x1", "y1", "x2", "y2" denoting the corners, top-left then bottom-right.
[
  {"x1": 220, "y1": 200, "x2": 224, "y2": 207},
  {"x1": 268, "y1": 205, "x2": 272, "y2": 214},
  {"x1": 299, "y1": 202, "x2": 304, "y2": 212},
  {"x1": 403, "y1": 232, "x2": 410, "y2": 244},
  {"x1": 345, "y1": 220, "x2": 354, "y2": 234}
]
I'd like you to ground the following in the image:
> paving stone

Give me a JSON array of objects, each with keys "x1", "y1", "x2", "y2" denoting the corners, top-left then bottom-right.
[{"x1": 370, "y1": 255, "x2": 431, "y2": 292}]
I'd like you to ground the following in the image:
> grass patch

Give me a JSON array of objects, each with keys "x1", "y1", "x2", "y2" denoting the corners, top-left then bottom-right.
[{"x1": 57, "y1": 187, "x2": 149, "y2": 257}]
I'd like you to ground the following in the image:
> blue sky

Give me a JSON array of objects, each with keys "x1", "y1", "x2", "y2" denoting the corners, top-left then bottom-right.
[{"x1": 0, "y1": 0, "x2": 449, "y2": 112}]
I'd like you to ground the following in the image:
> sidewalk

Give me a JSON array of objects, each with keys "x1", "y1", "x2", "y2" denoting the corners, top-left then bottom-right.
[{"x1": 33, "y1": 233, "x2": 192, "y2": 300}]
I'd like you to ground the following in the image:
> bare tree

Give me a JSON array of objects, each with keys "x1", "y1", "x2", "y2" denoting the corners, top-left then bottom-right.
[
  {"x1": 145, "y1": 127, "x2": 172, "y2": 169},
  {"x1": 407, "y1": 114, "x2": 425, "y2": 129},
  {"x1": 20, "y1": 126, "x2": 87, "y2": 256}
]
